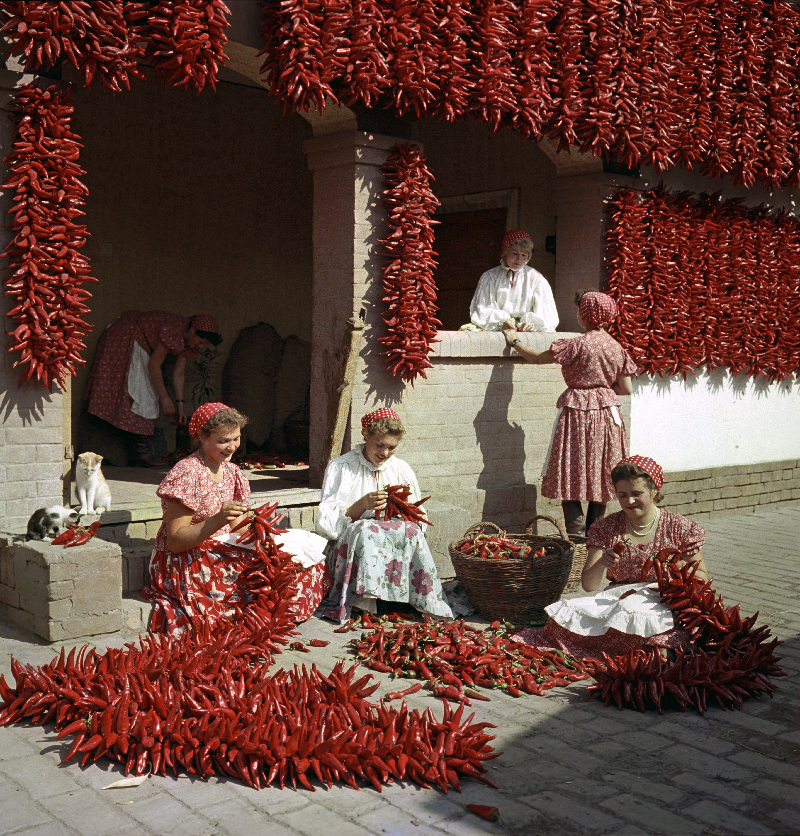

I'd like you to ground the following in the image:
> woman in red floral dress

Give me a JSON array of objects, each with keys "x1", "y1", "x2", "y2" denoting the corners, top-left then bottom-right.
[
  {"x1": 504, "y1": 291, "x2": 637, "y2": 536},
  {"x1": 85, "y1": 310, "x2": 222, "y2": 465},
  {"x1": 512, "y1": 456, "x2": 708, "y2": 659},
  {"x1": 143, "y1": 403, "x2": 327, "y2": 636}
]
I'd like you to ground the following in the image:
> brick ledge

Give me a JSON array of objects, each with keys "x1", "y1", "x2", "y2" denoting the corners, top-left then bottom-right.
[{"x1": 431, "y1": 330, "x2": 577, "y2": 358}]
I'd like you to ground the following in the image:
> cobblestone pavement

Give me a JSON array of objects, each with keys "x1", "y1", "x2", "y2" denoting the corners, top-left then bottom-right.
[{"x1": 1, "y1": 504, "x2": 798, "y2": 836}]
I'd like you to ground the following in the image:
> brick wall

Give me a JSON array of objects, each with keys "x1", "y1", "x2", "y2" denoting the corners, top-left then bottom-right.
[{"x1": 662, "y1": 460, "x2": 800, "y2": 521}]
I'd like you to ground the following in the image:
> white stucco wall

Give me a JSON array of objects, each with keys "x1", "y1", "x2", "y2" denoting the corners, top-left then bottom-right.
[{"x1": 630, "y1": 369, "x2": 800, "y2": 471}]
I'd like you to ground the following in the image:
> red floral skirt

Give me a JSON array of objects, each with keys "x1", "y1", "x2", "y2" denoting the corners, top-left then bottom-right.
[{"x1": 143, "y1": 544, "x2": 330, "y2": 637}]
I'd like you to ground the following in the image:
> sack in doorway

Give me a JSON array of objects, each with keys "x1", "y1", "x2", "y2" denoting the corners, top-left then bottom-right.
[{"x1": 221, "y1": 322, "x2": 284, "y2": 446}]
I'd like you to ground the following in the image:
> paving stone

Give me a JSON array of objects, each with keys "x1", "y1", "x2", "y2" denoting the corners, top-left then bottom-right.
[
  {"x1": 0, "y1": 754, "x2": 85, "y2": 799},
  {"x1": 278, "y1": 801, "x2": 377, "y2": 836},
  {"x1": 599, "y1": 793, "x2": 706, "y2": 835},
  {"x1": 204, "y1": 798, "x2": 299, "y2": 836},
  {"x1": 0, "y1": 787, "x2": 55, "y2": 832},
  {"x1": 38, "y1": 790, "x2": 139, "y2": 836},
  {"x1": 670, "y1": 771, "x2": 750, "y2": 807},
  {"x1": 684, "y1": 798, "x2": 780, "y2": 835},
  {"x1": 520, "y1": 788, "x2": 623, "y2": 830}
]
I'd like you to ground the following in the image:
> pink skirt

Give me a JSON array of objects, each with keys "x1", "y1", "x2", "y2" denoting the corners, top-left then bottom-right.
[{"x1": 541, "y1": 406, "x2": 628, "y2": 502}]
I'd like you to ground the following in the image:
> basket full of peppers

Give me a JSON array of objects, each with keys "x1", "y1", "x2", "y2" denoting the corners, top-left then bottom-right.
[{"x1": 448, "y1": 522, "x2": 574, "y2": 625}]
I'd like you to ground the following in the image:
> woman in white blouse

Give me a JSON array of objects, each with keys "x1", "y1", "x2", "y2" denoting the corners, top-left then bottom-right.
[
  {"x1": 315, "y1": 408, "x2": 453, "y2": 623},
  {"x1": 469, "y1": 229, "x2": 559, "y2": 332}
]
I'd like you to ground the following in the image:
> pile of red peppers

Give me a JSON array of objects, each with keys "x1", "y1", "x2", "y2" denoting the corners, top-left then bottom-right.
[
  {"x1": 2, "y1": 84, "x2": 95, "y2": 391},
  {"x1": 350, "y1": 616, "x2": 589, "y2": 698},
  {"x1": 259, "y1": 0, "x2": 800, "y2": 190},
  {"x1": 605, "y1": 186, "x2": 800, "y2": 381},
  {"x1": 377, "y1": 142, "x2": 441, "y2": 384},
  {"x1": 0, "y1": 532, "x2": 500, "y2": 793},
  {"x1": 583, "y1": 559, "x2": 785, "y2": 714}
]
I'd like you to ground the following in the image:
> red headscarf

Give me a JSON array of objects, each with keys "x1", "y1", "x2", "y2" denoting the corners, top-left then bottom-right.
[
  {"x1": 500, "y1": 229, "x2": 533, "y2": 257},
  {"x1": 189, "y1": 402, "x2": 229, "y2": 438},
  {"x1": 579, "y1": 292, "x2": 618, "y2": 327},
  {"x1": 361, "y1": 408, "x2": 401, "y2": 433},
  {"x1": 191, "y1": 314, "x2": 221, "y2": 336},
  {"x1": 618, "y1": 455, "x2": 664, "y2": 491}
]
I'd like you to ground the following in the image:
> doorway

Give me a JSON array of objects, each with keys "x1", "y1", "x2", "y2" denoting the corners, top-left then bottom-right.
[{"x1": 432, "y1": 208, "x2": 507, "y2": 331}]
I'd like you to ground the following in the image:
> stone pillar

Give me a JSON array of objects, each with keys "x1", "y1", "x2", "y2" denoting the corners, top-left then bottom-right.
[
  {"x1": 0, "y1": 70, "x2": 68, "y2": 535},
  {"x1": 303, "y1": 131, "x2": 410, "y2": 485},
  {"x1": 551, "y1": 171, "x2": 636, "y2": 331}
]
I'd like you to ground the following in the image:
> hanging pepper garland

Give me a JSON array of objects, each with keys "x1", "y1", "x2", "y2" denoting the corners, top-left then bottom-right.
[
  {"x1": 604, "y1": 186, "x2": 800, "y2": 382},
  {"x1": 0, "y1": 1, "x2": 232, "y2": 390},
  {"x1": 258, "y1": 0, "x2": 800, "y2": 190},
  {"x1": 0, "y1": 0, "x2": 147, "y2": 93},
  {"x1": 2, "y1": 84, "x2": 95, "y2": 391},
  {"x1": 377, "y1": 142, "x2": 441, "y2": 385}
]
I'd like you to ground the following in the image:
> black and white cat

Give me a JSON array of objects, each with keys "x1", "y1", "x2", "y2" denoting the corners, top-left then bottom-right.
[{"x1": 26, "y1": 505, "x2": 80, "y2": 541}]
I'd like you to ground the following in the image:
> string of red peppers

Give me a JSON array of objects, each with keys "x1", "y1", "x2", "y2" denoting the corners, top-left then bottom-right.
[
  {"x1": 2, "y1": 84, "x2": 95, "y2": 391},
  {"x1": 0, "y1": 2, "x2": 232, "y2": 390},
  {"x1": 258, "y1": 0, "x2": 800, "y2": 190},
  {"x1": 0, "y1": 530, "x2": 499, "y2": 793},
  {"x1": 350, "y1": 616, "x2": 589, "y2": 699},
  {"x1": 382, "y1": 484, "x2": 431, "y2": 526},
  {"x1": 605, "y1": 185, "x2": 800, "y2": 382},
  {"x1": 0, "y1": 1, "x2": 230, "y2": 95},
  {"x1": 584, "y1": 557, "x2": 785, "y2": 714},
  {"x1": 377, "y1": 142, "x2": 441, "y2": 384}
]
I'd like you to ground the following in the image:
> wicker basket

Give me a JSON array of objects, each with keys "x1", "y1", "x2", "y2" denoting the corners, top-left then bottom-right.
[
  {"x1": 524, "y1": 516, "x2": 588, "y2": 595},
  {"x1": 448, "y1": 520, "x2": 574, "y2": 625}
]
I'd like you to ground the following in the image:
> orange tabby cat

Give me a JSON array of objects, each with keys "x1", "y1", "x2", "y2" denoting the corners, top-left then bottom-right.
[{"x1": 76, "y1": 452, "x2": 112, "y2": 515}]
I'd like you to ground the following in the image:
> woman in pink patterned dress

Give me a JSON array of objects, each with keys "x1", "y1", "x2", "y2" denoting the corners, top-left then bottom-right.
[
  {"x1": 143, "y1": 403, "x2": 327, "y2": 636},
  {"x1": 504, "y1": 291, "x2": 637, "y2": 536},
  {"x1": 513, "y1": 456, "x2": 708, "y2": 659},
  {"x1": 85, "y1": 310, "x2": 222, "y2": 466}
]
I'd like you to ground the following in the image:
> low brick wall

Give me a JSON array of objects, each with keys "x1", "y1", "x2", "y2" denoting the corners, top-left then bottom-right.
[
  {"x1": 0, "y1": 535, "x2": 123, "y2": 641},
  {"x1": 662, "y1": 459, "x2": 800, "y2": 520}
]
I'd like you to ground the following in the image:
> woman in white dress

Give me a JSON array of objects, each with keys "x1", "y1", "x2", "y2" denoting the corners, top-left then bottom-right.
[
  {"x1": 315, "y1": 408, "x2": 453, "y2": 623},
  {"x1": 469, "y1": 229, "x2": 559, "y2": 332}
]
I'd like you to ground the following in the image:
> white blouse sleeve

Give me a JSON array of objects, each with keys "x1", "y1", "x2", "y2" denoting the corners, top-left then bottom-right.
[
  {"x1": 469, "y1": 269, "x2": 509, "y2": 331},
  {"x1": 315, "y1": 456, "x2": 360, "y2": 541},
  {"x1": 518, "y1": 270, "x2": 559, "y2": 332}
]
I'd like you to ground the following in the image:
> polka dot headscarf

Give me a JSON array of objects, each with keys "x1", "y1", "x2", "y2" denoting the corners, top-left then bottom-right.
[
  {"x1": 579, "y1": 292, "x2": 618, "y2": 327},
  {"x1": 189, "y1": 402, "x2": 229, "y2": 438},
  {"x1": 500, "y1": 229, "x2": 533, "y2": 257},
  {"x1": 191, "y1": 314, "x2": 221, "y2": 336},
  {"x1": 618, "y1": 455, "x2": 664, "y2": 491},
  {"x1": 361, "y1": 408, "x2": 401, "y2": 433}
]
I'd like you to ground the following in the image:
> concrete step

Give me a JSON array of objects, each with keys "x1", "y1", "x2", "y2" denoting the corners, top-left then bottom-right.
[{"x1": 121, "y1": 594, "x2": 151, "y2": 633}]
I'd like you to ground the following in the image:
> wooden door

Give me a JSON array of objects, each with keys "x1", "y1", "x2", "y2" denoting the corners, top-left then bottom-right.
[{"x1": 432, "y1": 208, "x2": 507, "y2": 331}]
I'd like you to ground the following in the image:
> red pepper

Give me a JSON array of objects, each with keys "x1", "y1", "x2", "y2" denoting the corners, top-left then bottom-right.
[{"x1": 466, "y1": 804, "x2": 501, "y2": 822}]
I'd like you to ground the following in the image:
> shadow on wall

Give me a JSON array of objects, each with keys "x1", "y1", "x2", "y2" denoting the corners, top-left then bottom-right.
[
  {"x1": 636, "y1": 366, "x2": 800, "y2": 402},
  {"x1": 474, "y1": 362, "x2": 526, "y2": 517}
]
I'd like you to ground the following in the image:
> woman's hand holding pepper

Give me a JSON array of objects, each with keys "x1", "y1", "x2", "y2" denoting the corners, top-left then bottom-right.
[
  {"x1": 347, "y1": 491, "x2": 388, "y2": 521},
  {"x1": 215, "y1": 501, "x2": 249, "y2": 530},
  {"x1": 519, "y1": 322, "x2": 537, "y2": 332}
]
